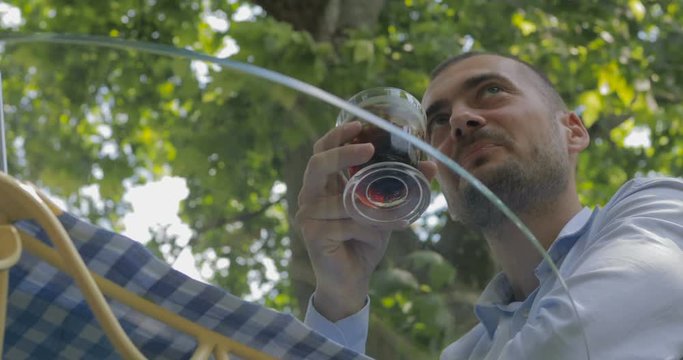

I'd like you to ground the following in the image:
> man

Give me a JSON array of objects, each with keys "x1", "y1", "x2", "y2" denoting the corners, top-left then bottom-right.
[{"x1": 295, "y1": 52, "x2": 683, "y2": 359}]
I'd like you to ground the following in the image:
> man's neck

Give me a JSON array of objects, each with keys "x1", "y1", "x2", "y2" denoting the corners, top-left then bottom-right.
[{"x1": 483, "y1": 191, "x2": 583, "y2": 301}]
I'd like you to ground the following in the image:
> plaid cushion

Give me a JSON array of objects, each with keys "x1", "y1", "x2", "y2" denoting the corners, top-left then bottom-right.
[{"x1": 6, "y1": 211, "x2": 370, "y2": 360}]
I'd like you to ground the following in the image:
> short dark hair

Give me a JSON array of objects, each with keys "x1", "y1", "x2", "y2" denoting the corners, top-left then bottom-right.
[{"x1": 430, "y1": 52, "x2": 567, "y2": 113}]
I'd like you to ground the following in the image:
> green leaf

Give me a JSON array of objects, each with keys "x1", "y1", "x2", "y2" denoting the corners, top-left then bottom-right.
[{"x1": 372, "y1": 268, "x2": 420, "y2": 294}]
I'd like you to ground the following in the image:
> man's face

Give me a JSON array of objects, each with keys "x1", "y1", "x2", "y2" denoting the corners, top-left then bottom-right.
[{"x1": 421, "y1": 55, "x2": 571, "y2": 227}]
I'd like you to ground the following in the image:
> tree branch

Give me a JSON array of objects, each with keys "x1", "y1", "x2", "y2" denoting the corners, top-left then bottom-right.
[
  {"x1": 195, "y1": 195, "x2": 285, "y2": 234},
  {"x1": 251, "y1": 0, "x2": 385, "y2": 41},
  {"x1": 251, "y1": 0, "x2": 332, "y2": 36}
]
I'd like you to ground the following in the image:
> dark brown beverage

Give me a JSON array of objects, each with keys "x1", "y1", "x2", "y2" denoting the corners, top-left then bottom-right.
[{"x1": 348, "y1": 123, "x2": 419, "y2": 208}]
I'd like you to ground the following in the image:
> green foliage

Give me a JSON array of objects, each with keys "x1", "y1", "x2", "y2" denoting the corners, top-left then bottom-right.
[
  {"x1": 403, "y1": 250, "x2": 456, "y2": 291},
  {"x1": 370, "y1": 249, "x2": 460, "y2": 353}
]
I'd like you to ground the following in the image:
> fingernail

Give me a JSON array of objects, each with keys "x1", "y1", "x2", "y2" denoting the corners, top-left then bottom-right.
[{"x1": 345, "y1": 121, "x2": 361, "y2": 129}]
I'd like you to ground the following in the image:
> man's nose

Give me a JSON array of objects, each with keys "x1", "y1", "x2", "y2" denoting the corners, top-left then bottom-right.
[{"x1": 450, "y1": 110, "x2": 487, "y2": 138}]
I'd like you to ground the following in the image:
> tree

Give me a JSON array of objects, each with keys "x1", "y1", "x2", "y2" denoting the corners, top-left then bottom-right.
[{"x1": 1, "y1": 0, "x2": 681, "y2": 358}]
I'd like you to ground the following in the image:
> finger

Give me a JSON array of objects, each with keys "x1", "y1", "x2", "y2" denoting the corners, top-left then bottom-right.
[
  {"x1": 300, "y1": 143, "x2": 374, "y2": 202},
  {"x1": 313, "y1": 121, "x2": 363, "y2": 153},
  {"x1": 308, "y1": 143, "x2": 374, "y2": 178},
  {"x1": 301, "y1": 218, "x2": 389, "y2": 249},
  {"x1": 296, "y1": 194, "x2": 347, "y2": 222},
  {"x1": 417, "y1": 160, "x2": 438, "y2": 181},
  {"x1": 323, "y1": 172, "x2": 346, "y2": 195}
]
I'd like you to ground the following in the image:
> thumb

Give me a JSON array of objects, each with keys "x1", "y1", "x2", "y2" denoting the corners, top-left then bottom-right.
[{"x1": 418, "y1": 160, "x2": 438, "y2": 181}]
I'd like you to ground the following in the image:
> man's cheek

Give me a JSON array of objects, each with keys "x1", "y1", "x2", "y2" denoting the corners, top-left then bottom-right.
[{"x1": 436, "y1": 137, "x2": 454, "y2": 157}]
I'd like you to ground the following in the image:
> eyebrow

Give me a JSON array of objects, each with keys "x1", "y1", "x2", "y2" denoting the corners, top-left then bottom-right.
[
  {"x1": 425, "y1": 100, "x2": 449, "y2": 119},
  {"x1": 425, "y1": 72, "x2": 512, "y2": 118}
]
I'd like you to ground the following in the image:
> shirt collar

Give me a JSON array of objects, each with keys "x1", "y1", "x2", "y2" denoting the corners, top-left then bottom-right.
[
  {"x1": 474, "y1": 206, "x2": 595, "y2": 338},
  {"x1": 554, "y1": 206, "x2": 594, "y2": 240},
  {"x1": 474, "y1": 272, "x2": 517, "y2": 338},
  {"x1": 534, "y1": 207, "x2": 595, "y2": 280}
]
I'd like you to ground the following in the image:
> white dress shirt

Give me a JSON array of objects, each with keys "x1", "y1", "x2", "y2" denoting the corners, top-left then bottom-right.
[{"x1": 305, "y1": 176, "x2": 683, "y2": 359}]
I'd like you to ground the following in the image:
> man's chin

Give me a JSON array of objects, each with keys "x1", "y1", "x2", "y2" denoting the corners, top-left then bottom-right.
[{"x1": 452, "y1": 162, "x2": 525, "y2": 228}]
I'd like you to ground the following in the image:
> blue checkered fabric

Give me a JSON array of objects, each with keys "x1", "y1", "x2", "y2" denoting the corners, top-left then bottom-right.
[{"x1": 6, "y1": 211, "x2": 371, "y2": 360}]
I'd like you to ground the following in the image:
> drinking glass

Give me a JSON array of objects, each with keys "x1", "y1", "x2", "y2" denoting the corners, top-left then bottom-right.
[{"x1": 337, "y1": 87, "x2": 431, "y2": 229}]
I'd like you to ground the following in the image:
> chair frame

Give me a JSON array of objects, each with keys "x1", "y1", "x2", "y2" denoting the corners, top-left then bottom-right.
[{"x1": 0, "y1": 171, "x2": 274, "y2": 360}]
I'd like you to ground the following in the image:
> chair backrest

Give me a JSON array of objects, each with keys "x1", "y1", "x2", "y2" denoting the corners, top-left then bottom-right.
[{"x1": 0, "y1": 171, "x2": 274, "y2": 359}]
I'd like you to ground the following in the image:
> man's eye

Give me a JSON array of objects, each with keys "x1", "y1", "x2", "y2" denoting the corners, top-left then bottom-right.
[
  {"x1": 485, "y1": 85, "x2": 502, "y2": 94},
  {"x1": 427, "y1": 114, "x2": 449, "y2": 140},
  {"x1": 431, "y1": 114, "x2": 450, "y2": 125}
]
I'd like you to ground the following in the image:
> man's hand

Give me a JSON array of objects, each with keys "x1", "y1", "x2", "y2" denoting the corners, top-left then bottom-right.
[{"x1": 296, "y1": 121, "x2": 436, "y2": 321}]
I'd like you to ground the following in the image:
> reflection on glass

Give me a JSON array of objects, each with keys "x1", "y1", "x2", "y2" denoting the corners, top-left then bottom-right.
[
  {"x1": 0, "y1": 36, "x2": 594, "y2": 358},
  {"x1": 336, "y1": 87, "x2": 430, "y2": 229}
]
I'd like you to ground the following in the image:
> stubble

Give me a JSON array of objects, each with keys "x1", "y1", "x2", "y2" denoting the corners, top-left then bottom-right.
[{"x1": 452, "y1": 139, "x2": 570, "y2": 230}]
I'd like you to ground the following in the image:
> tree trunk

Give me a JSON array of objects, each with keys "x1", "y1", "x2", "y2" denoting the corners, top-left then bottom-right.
[
  {"x1": 270, "y1": 0, "x2": 386, "y2": 319},
  {"x1": 253, "y1": 0, "x2": 385, "y2": 41},
  {"x1": 282, "y1": 142, "x2": 316, "y2": 317},
  {"x1": 266, "y1": 1, "x2": 438, "y2": 357}
]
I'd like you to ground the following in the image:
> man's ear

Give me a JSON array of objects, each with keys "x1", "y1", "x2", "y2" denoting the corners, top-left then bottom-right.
[{"x1": 562, "y1": 112, "x2": 590, "y2": 154}]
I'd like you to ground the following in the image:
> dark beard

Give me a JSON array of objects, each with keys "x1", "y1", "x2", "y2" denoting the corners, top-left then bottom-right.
[{"x1": 453, "y1": 146, "x2": 569, "y2": 230}]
